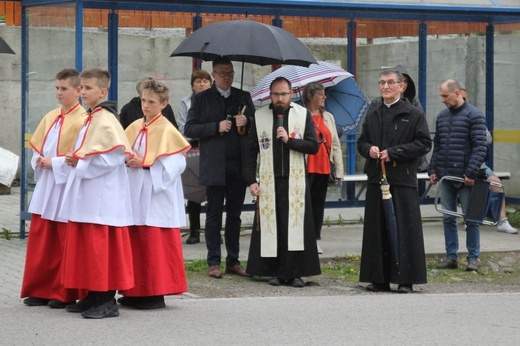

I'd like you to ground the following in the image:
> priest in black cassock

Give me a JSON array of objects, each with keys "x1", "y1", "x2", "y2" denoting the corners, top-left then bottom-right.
[
  {"x1": 244, "y1": 76, "x2": 320, "y2": 288},
  {"x1": 357, "y1": 69, "x2": 431, "y2": 294}
]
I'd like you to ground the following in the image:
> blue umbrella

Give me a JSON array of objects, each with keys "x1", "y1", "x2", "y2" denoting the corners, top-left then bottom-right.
[{"x1": 324, "y1": 78, "x2": 369, "y2": 133}]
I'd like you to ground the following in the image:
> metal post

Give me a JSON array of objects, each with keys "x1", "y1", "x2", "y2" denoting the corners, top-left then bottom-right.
[
  {"x1": 192, "y1": 13, "x2": 202, "y2": 71},
  {"x1": 108, "y1": 10, "x2": 118, "y2": 102},
  {"x1": 75, "y1": 0, "x2": 83, "y2": 72},
  {"x1": 418, "y1": 21, "x2": 427, "y2": 113},
  {"x1": 19, "y1": 5, "x2": 28, "y2": 239},
  {"x1": 486, "y1": 23, "x2": 495, "y2": 170},
  {"x1": 346, "y1": 19, "x2": 357, "y2": 201}
]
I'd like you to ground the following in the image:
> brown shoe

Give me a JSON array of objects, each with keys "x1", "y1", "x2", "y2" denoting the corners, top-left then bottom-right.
[
  {"x1": 208, "y1": 265, "x2": 222, "y2": 279},
  {"x1": 225, "y1": 264, "x2": 251, "y2": 277}
]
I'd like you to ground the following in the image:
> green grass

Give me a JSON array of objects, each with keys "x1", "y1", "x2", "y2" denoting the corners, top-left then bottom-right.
[
  {"x1": 320, "y1": 252, "x2": 520, "y2": 285},
  {"x1": 507, "y1": 207, "x2": 520, "y2": 227},
  {"x1": 184, "y1": 259, "x2": 211, "y2": 273},
  {"x1": 321, "y1": 255, "x2": 360, "y2": 279},
  {"x1": 1, "y1": 228, "x2": 11, "y2": 240}
]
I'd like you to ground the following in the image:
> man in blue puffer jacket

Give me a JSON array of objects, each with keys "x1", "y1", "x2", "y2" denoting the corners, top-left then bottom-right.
[{"x1": 429, "y1": 79, "x2": 487, "y2": 272}]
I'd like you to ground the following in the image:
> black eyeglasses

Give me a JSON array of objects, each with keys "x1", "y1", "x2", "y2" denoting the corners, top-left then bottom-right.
[
  {"x1": 378, "y1": 80, "x2": 401, "y2": 87},
  {"x1": 214, "y1": 71, "x2": 235, "y2": 78},
  {"x1": 270, "y1": 92, "x2": 291, "y2": 98}
]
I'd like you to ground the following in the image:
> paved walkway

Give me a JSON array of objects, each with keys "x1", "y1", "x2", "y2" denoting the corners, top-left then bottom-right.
[{"x1": 2, "y1": 186, "x2": 520, "y2": 308}]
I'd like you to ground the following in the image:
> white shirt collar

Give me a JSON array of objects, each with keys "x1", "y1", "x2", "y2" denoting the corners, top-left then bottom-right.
[
  {"x1": 384, "y1": 98, "x2": 400, "y2": 108},
  {"x1": 216, "y1": 86, "x2": 231, "y2": 98}
]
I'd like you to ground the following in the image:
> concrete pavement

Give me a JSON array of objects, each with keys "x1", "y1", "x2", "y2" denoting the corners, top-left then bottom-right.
[{"x1": 2, "y1": 187, "x2": 520, "y2": 344}]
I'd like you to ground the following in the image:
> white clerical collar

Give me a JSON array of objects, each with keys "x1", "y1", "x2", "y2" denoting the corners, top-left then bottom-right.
[
  {"x1": 384, "y1": 98, "x2": 400, "y2": 108},
  {"x1": 216, "y1": 86, "x2": 231, "y2": 98}
]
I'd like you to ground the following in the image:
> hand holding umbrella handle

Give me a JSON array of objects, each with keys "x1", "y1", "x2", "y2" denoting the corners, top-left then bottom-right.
[{"x1": 237, "y1": 105, "x2": 247, "y2": 136}]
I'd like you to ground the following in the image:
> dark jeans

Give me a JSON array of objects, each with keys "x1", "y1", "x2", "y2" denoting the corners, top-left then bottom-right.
[
  {"x1": 205, "y1": 174, "x2": 247, "y2": 267},
  {"x1": 308, "y1": 173, "x2": 329, "y2": 240}
]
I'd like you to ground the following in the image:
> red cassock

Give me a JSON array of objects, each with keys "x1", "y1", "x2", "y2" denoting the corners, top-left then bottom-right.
[
  {"x1": 119, "y1": 226, "x2": 187, "y2": 296},
  {"x1": 61, "y1": 222, "x2": 134, "y2": 291},
  {"x1": 20, "y1": 215, "x2": 81, "y2": 301}
]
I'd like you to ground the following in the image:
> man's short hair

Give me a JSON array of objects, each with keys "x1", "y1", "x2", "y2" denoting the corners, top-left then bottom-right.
[
  {"x1": 445, "y1": 79, "x2": 462, "y2": 93},
  {"x1": 135, "y1": 76, "x2": 154, "y2": 95},
  {"x1": 55, "y1": 68, "x2": 80, "y2": 88},
  {"x1": 379, "y1": 69, "x2": 403, "y2": 83},
  {"x1": 270, "y1": 76, "x2": 292, "y2": 91},
  {"x1": 80, "y1": 68, "x2": 111, "y2": 89},
  {"x1": 140, "y1": 79, "x2": 170, "y2": 103},
  {"x1": 212, "y1": 56, "x2": 233, "y2": 69}
]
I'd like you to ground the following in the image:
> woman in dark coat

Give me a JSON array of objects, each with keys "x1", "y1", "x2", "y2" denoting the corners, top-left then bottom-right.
[{"x1": 357, "y1": 69, "x2": 432, "y2": 293}]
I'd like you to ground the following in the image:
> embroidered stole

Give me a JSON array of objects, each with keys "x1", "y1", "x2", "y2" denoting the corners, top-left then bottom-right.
[{"x1": 255, "y1": 103, "x2": 307, "y2": 257}]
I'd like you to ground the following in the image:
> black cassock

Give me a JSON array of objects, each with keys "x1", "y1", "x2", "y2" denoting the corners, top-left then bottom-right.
[
  {"x1": 357, "y1": 98, "x2": 431, "y2": 285},
  {"x1": 244, "y1": 105, "x2": 321, "y2": 281}
]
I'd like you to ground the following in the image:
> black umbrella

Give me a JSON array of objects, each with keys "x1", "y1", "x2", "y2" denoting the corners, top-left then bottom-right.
[
  {"x1": 171, "y1": 19, "x2": 316, "y2": 67},
  {"x1": 171, "y1": 19, "x2": 317, "y2": 88},
  {"x1": 380, "y1": 160, "x2": 399, "y2": 268},
  {"x1": 0, "y1": 37, "x2": 15, "y2": 55},
  {"x1": 181, "y1": 148, "x2": 207, "y2": 204}
]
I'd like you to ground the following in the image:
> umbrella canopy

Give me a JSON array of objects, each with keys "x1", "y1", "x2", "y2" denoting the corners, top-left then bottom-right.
[
  {"x1": 251, "y1": 61, "x2": 352, "y2": 107},
  {"x1": 0, "y1": 37, "x2": 15, "y2": 55},
  {"x1": 181, "y1": 148, "x2": 207, "y2": 204},
  {"x1": 171, "y1": 19, "x2": 316, "y2": 67},
  {"x1": 324, "y1": 78, "x2": 369, "y2": 133},
  {"x1": 380, "y1": 160, "x2": 399, "y2": 268}
]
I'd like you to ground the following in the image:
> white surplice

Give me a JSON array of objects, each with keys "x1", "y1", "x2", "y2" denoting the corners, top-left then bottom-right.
[
  {"x1": 28, "y1": 122, "x2": 72, "y2": 222},
  {"x1": 127, "y1": 131, "x2": 187, "y2": 228},
  {"x1": 59, "y1": 125, "x2": 134, "y2": 226}
]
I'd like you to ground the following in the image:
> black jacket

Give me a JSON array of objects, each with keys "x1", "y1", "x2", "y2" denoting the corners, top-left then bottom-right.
[
  {"x1": 428, "y1": 101, "x2": 487, "y2": 179},
  {"x1": 119, "y1": 96, "x2": 177, "y2": 129},
  {"x1": 184, "y1": 84, "x2": 255, "y2": 186},
  {"x1": 357, "y1": 98, "x2": 432, "y2": 188}
]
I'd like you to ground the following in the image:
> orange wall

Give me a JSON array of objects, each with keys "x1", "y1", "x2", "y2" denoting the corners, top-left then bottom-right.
[{"x1": 1, "y1": 2, "x2": 518, "y2": 38}]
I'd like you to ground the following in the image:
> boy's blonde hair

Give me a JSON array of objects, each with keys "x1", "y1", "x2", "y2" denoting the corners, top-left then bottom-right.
[
  {"x1": 80, "y1": 68, "x2": 111, "y2": 89},
  {"x1": 56, "y1": 68, "x2": 81, "y2": 88},
  {"x1": 140, "y1": 79, "x2": 169, "y2": 103}
]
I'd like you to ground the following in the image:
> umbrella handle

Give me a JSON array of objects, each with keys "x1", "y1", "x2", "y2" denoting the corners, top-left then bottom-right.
[{"x1": 380, "y1": 160, "x2": 387, "y2": 180}]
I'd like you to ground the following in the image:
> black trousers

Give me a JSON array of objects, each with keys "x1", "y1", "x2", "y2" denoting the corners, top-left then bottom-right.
[
  {"x1": 205, "y1": 173, "x2": 247, "y2": 267},
  {"x1": 307, "y1": 173, "x2": 329, "y2": 240},
  {"x1": 187, "y1": 201, "x2": 201, "y2": 231}
]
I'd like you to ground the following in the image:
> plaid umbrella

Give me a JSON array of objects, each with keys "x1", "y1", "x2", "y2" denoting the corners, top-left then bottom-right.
[{"x1": 251, "y1": 61, "x2": 352, "y2": 107}]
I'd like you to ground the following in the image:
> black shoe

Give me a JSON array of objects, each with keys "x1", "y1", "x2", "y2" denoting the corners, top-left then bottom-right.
[
  {"x1": 186, "y1": 230, "x2": 200, "y2": 244},
  {"x1": 81, "y1": 299, "x2": 119, "y2": 319},
  {"x1": 437, "y1": 258, "x2": 458, "y2": 269},
  {"x1": 117, "y1": 296, "x2": 139, "y2": 307},
  {"x1": 397, "y1": 284, "x2": 413, "y2": 294},
  {"x1": 48, "y1": 299, "x2": 76, "y2": 309},
  {"x1": 23, "y1": 297, "x2": 50, "y2": 306},
  {"x1": 290, "y1": 278, "x2": 305, "y2": 288},
  {"x1": 133, "y1": 296, "x2": 166, "y2": 310},
  {"x1": 365, "y1": 283, "x2": 391, "y2": 292},
  {"x1": 268, "y1": 277, "x2": 283, "y2": 286},
  {"x1": 65, "y1": 294, "x2": 96, "y2": 313}
]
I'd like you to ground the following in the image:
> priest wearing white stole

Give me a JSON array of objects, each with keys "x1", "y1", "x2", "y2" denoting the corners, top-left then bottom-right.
[{"x1": 245, "y1": 77, "x2": 321, "y2": 288}]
